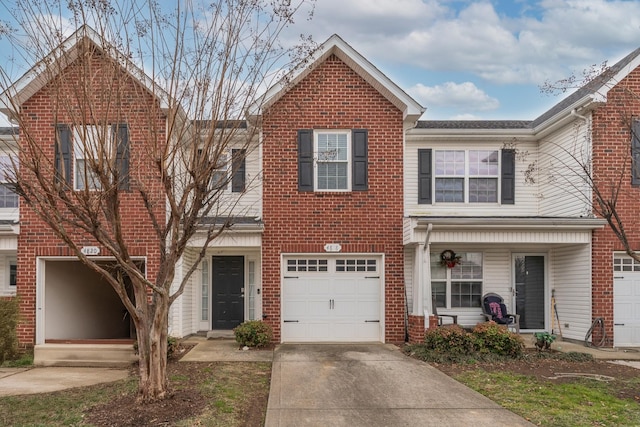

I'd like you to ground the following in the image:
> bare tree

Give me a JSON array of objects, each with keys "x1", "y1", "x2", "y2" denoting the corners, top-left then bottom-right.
[
  {"x1": 0, "y1": 0, "x2": 314, "y2": 402},
  {"x1": 538, "y1": 63, "x2": 640, "y2": 263}
]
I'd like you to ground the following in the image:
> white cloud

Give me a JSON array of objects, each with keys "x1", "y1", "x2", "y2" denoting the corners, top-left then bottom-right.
[
  {"x1": 410, "y1": 81, "x2": 500, "y2": 112},
  {"x1": 292, "y1": 0, "x2": 640, "y2": 87}
]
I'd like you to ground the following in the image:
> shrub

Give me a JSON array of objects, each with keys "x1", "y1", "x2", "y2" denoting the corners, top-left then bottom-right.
[
  {"x1": 0, "y1": 298, "x2": 19, "y2": 365},
  {"x1": 472, "y1": 321, "x2": 524, "y2": 357},
  {"x1": 234, "y1": 320, "x2": 273, "y2": 348},
  {"x1": 424, "y1": 324, "x2": 475, "y2": 355}
]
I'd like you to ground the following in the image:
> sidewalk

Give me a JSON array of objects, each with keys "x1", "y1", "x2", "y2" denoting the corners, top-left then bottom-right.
[{"x1": 521, "y1": 335, "x2": 640, "y2": 361}]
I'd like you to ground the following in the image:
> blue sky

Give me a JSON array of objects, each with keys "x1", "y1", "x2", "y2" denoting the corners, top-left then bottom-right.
[
  {"x1": 278, "y1": 0, "x2": 640, "y2": 121},
  {"x1": 1, "y1": 0, "x2": 640, "y2": 123}
]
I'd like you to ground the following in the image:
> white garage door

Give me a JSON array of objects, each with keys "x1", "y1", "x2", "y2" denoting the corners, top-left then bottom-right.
[
  {"x1": 282, "y1": 257, "x2": 382, "y2": 342},
  {"x1": 614, "y1": 256, "x2": 640, "y2": 347}
]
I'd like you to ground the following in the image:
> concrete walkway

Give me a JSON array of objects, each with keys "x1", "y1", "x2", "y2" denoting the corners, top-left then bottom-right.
[
  {"x1": 180, "y1": 336, "x2": 274, "y2": 362},
  {"x1": 0, "y1": 366, "x2": 129, "y2": 396},
  {"x1": 265, "y1": 343, "x2": 534, "y2": 427}
]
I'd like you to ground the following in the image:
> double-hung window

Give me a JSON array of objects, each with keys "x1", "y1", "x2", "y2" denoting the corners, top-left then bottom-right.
[
  {"x1": 419, "y1": 149, "x2": 513, "y2": 204},
  {"x1": 196, "y1": 148, "x2": 246, "y2": 193},
  {"x1": 298, "y1": 129, "x2": 368, "y2": 192},
  {"x1": 0, "y1": 155, "x2": 18, "y2": 208},
  {"x1": 73, "y1": 125, "x2": 112, "y2": 191},
  {"x1": 316, "y1": 131, "x2": 350, "y2": 191},
  {"x1": 434, "y1": 150, "x2": 499, "y2": 203},
  {"x1": 431, "y1": 252, "x2": 483, "y2": 309},
  {"x1": 56, "y1": 124, "x2": 129, "y2": 191}
]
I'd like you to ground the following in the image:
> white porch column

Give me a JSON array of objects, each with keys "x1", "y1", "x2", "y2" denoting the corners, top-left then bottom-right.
[
  {"x1": 424, "y1": 242, "x2": 433, "y2": 316},
  {"x1": 412, "y1": 243, "x2": 424, "y2": 316}
]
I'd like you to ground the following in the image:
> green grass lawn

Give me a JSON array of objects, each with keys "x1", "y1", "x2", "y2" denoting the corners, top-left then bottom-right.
[
  {"x1": 455, "y1": 370, "x2": 640, "y2": 427},
  {"x1": 0, "y1": 362, "x2": 271, "y2": 427}
]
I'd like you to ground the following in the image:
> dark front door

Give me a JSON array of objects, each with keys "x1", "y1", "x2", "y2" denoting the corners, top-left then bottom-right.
[
  {"x1": 212, "y1": 256, "x2": 245, "y2": 330},
  {"x1": 514, "y1": 255, "x2": 545, "y2": 330}
]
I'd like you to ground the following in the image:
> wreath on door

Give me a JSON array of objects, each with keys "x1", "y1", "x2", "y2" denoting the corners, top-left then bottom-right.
[{"x1": 440, "y1": 249, "x2": 461, "y2": 268}]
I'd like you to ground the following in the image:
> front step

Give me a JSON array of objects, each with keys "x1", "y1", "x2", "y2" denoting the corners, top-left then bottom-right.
[
  {"x1": 206, "y1": 330, "x2": 235, "y2": 339},
  {"x1": 34, "y1": 343, "x2": 137, "y2": 367}
]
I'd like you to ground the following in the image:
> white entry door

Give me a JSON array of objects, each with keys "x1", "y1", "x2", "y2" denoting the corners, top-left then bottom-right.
[
  {"x1": 614, "y1": 256, "x2": 640, "y2": 347},
  {"x1": 281, "y1": 257, "x2": 382, "y2": 342}
]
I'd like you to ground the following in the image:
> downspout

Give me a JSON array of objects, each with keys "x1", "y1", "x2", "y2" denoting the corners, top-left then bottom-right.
[
  {"x1": 571, "y1": 108, "x2": 589, "y2": 122},
  {"x1": 423, "y1": 223, "x2": 433, "y2": 319}
]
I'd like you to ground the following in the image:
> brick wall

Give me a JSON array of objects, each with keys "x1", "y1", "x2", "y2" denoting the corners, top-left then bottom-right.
[
  {"x1": 16, "y1": 48, "x2": 165, "y2": 346},
  {"x1": 591, "y1": 66, "x2": 640, "y2": 346},
  {"x1": 261, "y1": 55, "x2": 406, "y2": 343}
]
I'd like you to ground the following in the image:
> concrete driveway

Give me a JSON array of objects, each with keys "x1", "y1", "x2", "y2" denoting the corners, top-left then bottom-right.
[{"x1": 265, "y1": 343, "x2": 533, "y2": 427}]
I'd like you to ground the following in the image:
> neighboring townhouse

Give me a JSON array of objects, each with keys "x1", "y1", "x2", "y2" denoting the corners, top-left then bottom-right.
[
  {"x1": 404, "y1": 47, "x2": 640, "y2": 347},
  {"x1": 2, "y1": 27, "x2": 640, "y2": 365},
  {"x1": 0, "y1": 127, "x2": 18, "y2": 301}
]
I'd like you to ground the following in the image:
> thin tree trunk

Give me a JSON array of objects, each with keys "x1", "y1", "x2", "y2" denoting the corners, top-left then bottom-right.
[{"x1": 133, "y1": 290, "x2": 170, "y2": 402}]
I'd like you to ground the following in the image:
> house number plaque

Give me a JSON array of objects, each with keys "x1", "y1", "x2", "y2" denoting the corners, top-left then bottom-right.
[
  {"x1": 324, "y1": 243, "x2": 342, "y2": 253},
  {"x1": 81, "y1": 246, "x2": 100, "y2": 256}
]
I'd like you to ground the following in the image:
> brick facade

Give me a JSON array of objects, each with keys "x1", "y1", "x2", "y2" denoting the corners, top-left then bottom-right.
[
  {"x1": 591, "y1": 66, "x2": 640, "y2": 346},
  {"x1": 16, "y1": 48, "x2": 165, "y2": 346},
  {"x1": 261, "y1": 55, "x2": 406, "y2": 343}
]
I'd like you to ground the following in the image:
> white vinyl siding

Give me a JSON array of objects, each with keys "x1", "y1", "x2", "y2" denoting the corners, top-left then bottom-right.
[
  {"x1": 549, "y1": 245, "x2": 592, "y2": 342},
  {"x1": 168, "y1": 249, "x2": 197, "y2": 338},
  {"x1": 539, "y1": 116, "x2": 593, "y2": 217},
  {"x1": 404, "y1": 247, "x2": 415, "y2": 311},
  {"x1": 207, "y1": 137, "x2": 262, "y2": 219},
  {"x1": 404, "y1": 139, "x2": 540, "y2": 216}
]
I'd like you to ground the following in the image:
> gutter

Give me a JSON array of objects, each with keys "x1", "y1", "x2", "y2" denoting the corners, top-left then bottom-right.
[{"x1": 412, "y1": 217, "x2": 606, "y2": 230}]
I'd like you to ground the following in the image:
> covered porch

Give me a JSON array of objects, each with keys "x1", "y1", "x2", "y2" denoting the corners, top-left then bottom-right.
[{"x1": 404, "y1": 216, "x2": 605, "y2": 343}]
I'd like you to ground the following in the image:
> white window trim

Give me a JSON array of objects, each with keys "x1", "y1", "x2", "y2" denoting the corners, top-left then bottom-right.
[
  {"x1": 433, "y1": 149, "x2": 500, "y2": 204},
  {"x1": 431, "y1": 252, "x2": 483, "y2": 309},
  {"x1": 314, "y1": 130, "x2": 351, "y2": 192},
  {"x1": 3, "y1": 256, "x2": 16, "y2": 296},
  {"x1": 0, "y1": 155, "x2": 18, "y2": 209}
]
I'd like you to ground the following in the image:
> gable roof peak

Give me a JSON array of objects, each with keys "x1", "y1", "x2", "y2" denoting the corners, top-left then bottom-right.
[
  {"x1": 248, "y1": 34, "x2": 424, "y2": 123},
  {"x1": 0, "y1": 24, "x2": 173, "y2": 122}
]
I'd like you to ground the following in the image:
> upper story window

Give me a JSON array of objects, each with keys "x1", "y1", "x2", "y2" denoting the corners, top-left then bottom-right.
[
  {"x1": 316, "y1": 132, "x2": 350, "y2": 191},
  {"x1": 434, "y1": 150, "x2": 499, "y2": 203},
  {"x1": 418, "y1": 148, "x2": 514, "y2": 205},
  {"x1": 0, "y1": 155, "x2": 18, "y2": 208},
  {"x1": 196, "y1": 148, "x2": 246, "y2": 193},
  {"x1": 56, "y1": 124, "x2": 129, "y2": 191},
  {"x1": 298, "y1": 129, "x2": 368, "y2": 192},
  {"x1": 74, "y1": 126, "x2": 111, "y2": 191}
]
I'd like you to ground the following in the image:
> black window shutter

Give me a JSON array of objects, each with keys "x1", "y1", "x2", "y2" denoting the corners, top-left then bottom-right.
[
  {"x1": 632, "y1": 120, "x2": 640, "y2": 186},
  {"x1": 298, "y1": 130, "x2": 313, "y2": 191},
  {"x1": 352, "y1": 129, "x2": 368, "y2": 191},
  {"x1": 55, "y1": 124, "x2": 72, "y2": 186},
  {"x1": 501, "y1": 149, "x2": 515, "y2": 204},
  {"x1": 232, "y1": 149, "x2": 246, "y2": 193},
  {"x1": 418, "y1": 149, "x2": 432, "y2": 204},
  {"x1": 114, "y1": 124, "x2": 130, "y2": 190}
]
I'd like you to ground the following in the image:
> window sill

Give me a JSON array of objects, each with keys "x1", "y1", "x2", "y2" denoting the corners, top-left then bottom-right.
[{"x1": 313, "y1": 191, "x2": 354, "y2": 197}]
